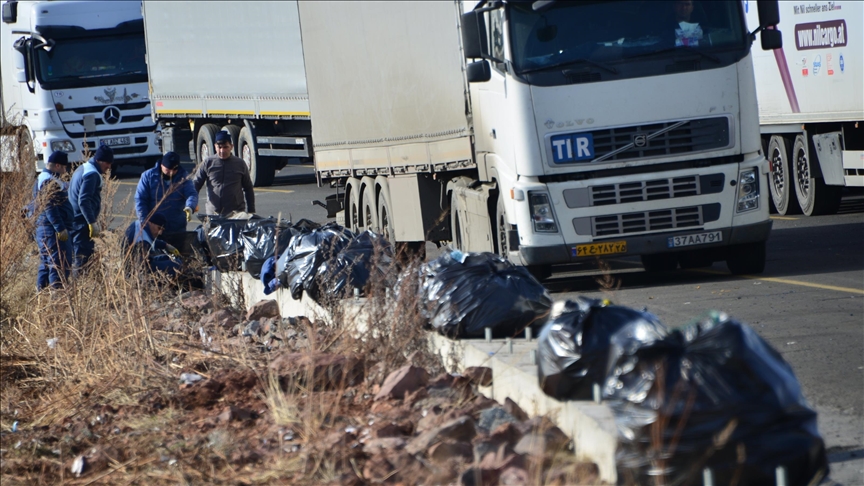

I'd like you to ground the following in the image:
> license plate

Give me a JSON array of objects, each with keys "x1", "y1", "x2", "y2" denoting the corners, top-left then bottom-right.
[
  {"x1": 102, "y1": 136, "x2": 130, "y2": 147},
  {"x1": 573, "y1": 240, "x2": 627, "y2": 257},
  {"x1": 667, "y1": 231, "x2": 722, "y2": 248}
]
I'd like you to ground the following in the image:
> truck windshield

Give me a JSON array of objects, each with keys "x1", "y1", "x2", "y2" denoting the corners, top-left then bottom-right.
[
  {"x1": 35, "y1": 33, "x2": 147, "y2": 90},
  {"x1": 509, "y1": 0, "x2": 748, "y2": 82}
]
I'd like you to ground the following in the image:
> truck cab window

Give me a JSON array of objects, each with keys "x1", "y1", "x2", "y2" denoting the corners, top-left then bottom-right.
[
  {"x1": 508, "y1": 0, "x2": 749, "y2": 85},
  {"x1": 35, "y1": 34, "x2": 147, "y2": 90}
]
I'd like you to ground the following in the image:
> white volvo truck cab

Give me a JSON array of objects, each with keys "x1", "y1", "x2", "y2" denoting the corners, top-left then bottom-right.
[
  {"x1": 1, "y1": 0, "x2": 160, "y2": 171},
  {"x1": 460, "y1": 0, "x2": 781, "y2": 275}
]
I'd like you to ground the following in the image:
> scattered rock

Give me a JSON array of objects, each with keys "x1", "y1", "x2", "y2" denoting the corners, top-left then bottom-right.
[
  {"x1": 246, "y1": 299, "x2": 280, "y2": 321},
  {"x1": 180, "y1": 291, "x2": 213, "y2": 312},
  {"x1": 242, "y1": 320, "x2": 261, "y2": 337},
  {"x1": 427, "y1": 373, "x2": 457, "y2": 388},
  {"x1": 463, "y1": 366, "x2": 493, "y2": 387},
  {"x1": 478, "y1": 406, "x2": 518, "y2": 433},
  {"x1": 200, "y1": 309, "x2": 239, "y2": 330},
  {"x1": 406, "y1": 416, "x2": 477, "y2": 455},
  {"x1": 428, "y1": 440, "x2": 473, "y2": 463},
  {"x1": 374, "y1": 365, "x2": 429, "y2": 401},
  {"x1": 217, "y1": 405, "x2": 255, "y2": 423},
  {"x1": 499, "y1": 466, "x2": 531, "y2": 485},
  {"x1": 503, "y1": 398, "x2": 529, "y2": 422}
]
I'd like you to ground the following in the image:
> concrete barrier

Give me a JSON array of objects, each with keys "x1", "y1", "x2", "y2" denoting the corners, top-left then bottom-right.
[{"x1": 215, "y1": 270, "x2": 619, "y2": 483}]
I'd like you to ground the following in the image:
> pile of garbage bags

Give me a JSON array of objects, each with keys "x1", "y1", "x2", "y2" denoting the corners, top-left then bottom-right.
[
  {"x1": 537, "y1": 299, "x2": 828, "y2": 485},
  {"x1": 417, "y1": 250, "x2": 552, "y2": 338}
]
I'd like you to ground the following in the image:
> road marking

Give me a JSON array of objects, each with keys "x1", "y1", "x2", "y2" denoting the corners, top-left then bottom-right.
[
  {"x1": 770, "y1": 216, "x2": 799, "y2": 220},
  {"x1": 693, "y1": 268, "x2": 864, "y2": 295},
  {"x1": 255, "y1": 188, "x2": 295, "y2": 194}
]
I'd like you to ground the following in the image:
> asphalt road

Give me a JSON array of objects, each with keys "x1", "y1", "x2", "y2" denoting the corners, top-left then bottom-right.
[{"x1": 110, "y1": 166, "x2": 863, "y2": 484}]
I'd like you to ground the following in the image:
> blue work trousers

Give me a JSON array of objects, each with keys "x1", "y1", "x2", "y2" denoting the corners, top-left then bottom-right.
[
  {"x1": 70, "y1": 222, "x2": 95, "y2": 269},
  {"x1": 36, "y1": 226, "x2": 72, "y2": 291}
]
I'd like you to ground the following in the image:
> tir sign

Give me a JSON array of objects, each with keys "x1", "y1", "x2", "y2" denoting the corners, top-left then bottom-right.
[{"x1": 551, "y1": 133, "x2": 594, "y2": 163}]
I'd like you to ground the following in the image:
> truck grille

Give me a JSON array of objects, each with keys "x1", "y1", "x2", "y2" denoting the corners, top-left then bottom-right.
[
  {"x1": 591, "y1": 116, "x2": 730, "y2": 162},
  {"x1": 591, "y1": 176, "x2": 699, "y2": 206},
  {"x1": 587, "y1": 204, "x2": 721, "y2": 237}
]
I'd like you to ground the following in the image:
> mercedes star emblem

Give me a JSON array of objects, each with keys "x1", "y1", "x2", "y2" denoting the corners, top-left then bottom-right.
[{"x1": 103, "y1": 106, "x2": 121, "y2": 125}]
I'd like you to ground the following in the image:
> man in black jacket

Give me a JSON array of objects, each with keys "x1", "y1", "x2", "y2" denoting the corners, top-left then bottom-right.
[{"x1": 192, "y1": 131, "x2": 255, "y2": 216}]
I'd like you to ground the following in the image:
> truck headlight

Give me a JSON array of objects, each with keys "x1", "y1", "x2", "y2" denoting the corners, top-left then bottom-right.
[
  {"x1": 50, "y1": 140, "x2": 76, "y2": 153},
  {"x1": 736, "y1": 168, "x2": 760, "y2": 212},
  {"x1": 529, "y1": 192, "x2": 558, "y2": 233}
]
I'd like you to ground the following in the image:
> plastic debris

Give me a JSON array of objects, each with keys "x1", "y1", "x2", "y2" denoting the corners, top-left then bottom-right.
[
  {"x1": 240, "y1": 217, "x2": 297, "y2": 279},
  {"x1": 318, "y1": 230, "x2": 394, "y2": 298},
  {"x1": 417, "y1": 251, "x2": 552, "y2": 338},
  {"x1": 71, "y1": 455, "x2": 85, "y2": 477},
  {"x1": 276, "y1": 222, "x2": 354, "y2": 300},
  {"x1": 536, "y1": 297, "x2": 668, "y2": 400},
  {"x1": 46, "y1": 338, "x2": 58, "y2": 349},
  {"x1": 180, "y1": 373, "x2": 203, "y2": 385}
]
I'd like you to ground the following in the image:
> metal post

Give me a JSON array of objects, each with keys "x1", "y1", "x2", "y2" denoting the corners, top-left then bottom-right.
[
  {"x1": 775, "y1": 466, "x2": 788, "y2": 486},
  {"x1": 592, "y1": 383, "x2": 602, "y2": 404},
  {"x1": 529, "y1": 349, "x2": 537, "y2": 365},
  {"x1": 507, "y1": 338, "x2": 513, "y2": 354},
  {"x1": 525, "y1": 328, "x2": 532, "y2": 341},
  {"x1": 353, "y1": 288, "x2": 360, "y2": 301},
  {"x1": 484, "y1": 327, "x2": 492, "y2": 342},
  {"x1": 702, "y1": 468, "x2": 714, "y2": 486}
]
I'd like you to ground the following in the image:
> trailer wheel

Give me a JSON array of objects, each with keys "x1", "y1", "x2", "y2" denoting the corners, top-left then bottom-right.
[
  {"x1": 726, "y1": 241, "x2": 766, "y2": 275},
  {"x1": 767, "y1": 135, "x2": 801, "y2": 215},
  {"x1": 792, "y1": 134, "x2": 842, "y2": 216},
  {"x1": 495, "y1": 193, "x2": 550, "y2": 281},
  {"x1": 196, "y1": 124, "x2": 219, "y2": 165},
  {"x1": 377, "y1": 192, "x2": 395, "y2": 242},
  {"x1": 346, "y1": 179, "x2": 362, "y2": 233},
  {"x1": 220, "y1": 125, "x2": 241, "y2": 157},
  {"x1": 239, "y1": 127, "x2": 276, "y2": 187},
  {"x1": 362, "y1": 188, "x2": 379, "y2": 232}
]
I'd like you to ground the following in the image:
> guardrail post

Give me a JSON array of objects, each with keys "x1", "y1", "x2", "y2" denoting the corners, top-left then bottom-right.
[
  {"x1": 484, "y1": 327, "x2": 492, "y2": 342},
  {"x1": 775, "y1": 466, "x2": 788, "y2": 486},
  {"x1": 702, "y1": 468, "x2": 714, "y2": 486}
]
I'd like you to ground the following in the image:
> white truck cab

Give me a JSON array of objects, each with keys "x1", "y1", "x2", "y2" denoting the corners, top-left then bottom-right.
[{"x1": 1, "y1": 0, "x2": 160, "y2": 171}]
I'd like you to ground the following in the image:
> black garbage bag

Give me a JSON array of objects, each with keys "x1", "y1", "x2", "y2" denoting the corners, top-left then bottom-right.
[
  {"x1": 240, "y1": 217, "x2": 296, "y2": 279},
  {"x1": 536, "y1": 297, "x2": 668, "y2": 401},
  {"x1": 204, "y1": 216, "x2": 255, "y2": 272},
  {"x1": 607, "y1": 312, "x2": 828, "y2": 486},
  {"x1": 276, "y1": 222, "x2": 354, "y2": 300},
  {"x1": 191, "y1": 225, "x2": 211, "y2": 265},
  {"x1": 319, "y1": 230, "x2": 395, "y2": 298},
  {"x1": 418, "y1": 250, "x2": 552, "y2": 338}
]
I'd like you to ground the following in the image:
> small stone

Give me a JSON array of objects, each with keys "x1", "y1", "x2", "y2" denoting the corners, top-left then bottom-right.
[
  {"x1": 374, "y1": 365, "x2": 429, "y2": 401},
  {"x1": 246, "y1": 299, "x2": 280, "y2": 321}
]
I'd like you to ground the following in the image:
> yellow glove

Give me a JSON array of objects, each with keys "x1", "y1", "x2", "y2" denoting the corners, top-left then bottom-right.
[
  {"x1": 184, "y1": 207, "x2": 193, "y2": 222},
  {"x1": 88, "y1": 224, "x2": 100, "y2": 239},
  {"x1": 166, "y1": 244, "x2": 181, "y2": 256},
  {"x1": 57, "y1": 229, "x2": 69, "y2": 242}
]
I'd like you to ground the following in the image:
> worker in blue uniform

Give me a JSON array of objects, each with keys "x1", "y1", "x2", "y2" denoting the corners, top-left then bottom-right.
[
  {"x1": 32, "y1": 151, "x2": 74, "y2": 291},
  {"x1": 123, "y1": 212, "x2": 182, "y2": 277},
  {"x1": 134, "y1": 151, "x2": 197, "y2": 252},
  {"x1": 68, "y1": 145, "x2": 113, "y2": 269}
]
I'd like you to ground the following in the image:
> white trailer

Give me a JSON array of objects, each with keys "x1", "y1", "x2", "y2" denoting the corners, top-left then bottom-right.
[
  {"x1": 299, "y1": 1, "x2": 784, "y2": 276},
  {"x1": 745, "y1": 0, "x2": 863, "y2": 215},
  {"x1": 1, "y1": 0, "x2": 161, "y2": 171},
  {"x1": 141, "y1": 0, "x2": 311, "y2": 187}
]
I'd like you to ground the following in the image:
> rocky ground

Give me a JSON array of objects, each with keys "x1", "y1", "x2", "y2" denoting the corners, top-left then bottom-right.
[{"x1": 1, "y1": 290, "x2": 601, "y2": 485}]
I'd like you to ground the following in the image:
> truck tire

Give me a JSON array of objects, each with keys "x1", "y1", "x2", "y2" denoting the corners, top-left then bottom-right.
[
  {"x1": 362, "y1": 187, "x2": 379, "y2": 232},
  {"x1": 346, "y1": 178, "x2": 362, "y2": 233},
  {"x1": 377, "y1": 191, "x2": 395, "y2": 241},
  {"x1": 726, "y1": 241, "x2": 766, "y2": 275},
  {"x1": 239, "y1": 127, "x2": 276, "y2": 187},
  {"x1": 641, "y1": 253, "x2": 678, "y2": 272},
  {"x1": 220, "y1": 125, "x2": 241, "y2": 157},
  {"x1": 767, "y1": 135, "x2": 801, "y2": 215},
  {"x1": 196, "y1": 124, "x2": 219, "y2": 165},
  {"x1": 792, "y1": 134, "x2": 843, "y2": 216}
]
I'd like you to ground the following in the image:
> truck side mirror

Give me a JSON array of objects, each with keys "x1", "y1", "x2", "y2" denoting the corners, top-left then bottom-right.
[
  {"x1": 466, "y1": 60, "x2": 491, "y2": 83},
  {"x1": 757, "y1": 1, "x2": 780, "y2": 27},
  {"x1": 461, "y1": 10, "x2": 488, "y2": 59},
  {"x1": 2, "y1": 1, "x2": 18, "y2": 24},
  {"x1": 761, "y1": 28, "x2": 782, "y2": 50}
]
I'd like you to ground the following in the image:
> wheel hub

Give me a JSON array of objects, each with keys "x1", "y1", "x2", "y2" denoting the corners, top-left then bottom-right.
[{"x1": 796, "y1": 149, "x2": 811, "y2": 197}]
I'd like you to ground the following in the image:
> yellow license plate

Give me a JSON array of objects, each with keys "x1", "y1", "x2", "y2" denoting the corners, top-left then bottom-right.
[{"x1": 573, "y1": 241, "x2": 627, "y2": 257}]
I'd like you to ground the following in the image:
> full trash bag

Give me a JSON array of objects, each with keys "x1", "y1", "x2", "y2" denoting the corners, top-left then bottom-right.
[
  {"x1": 418, "y1": 250, "x2": 552, "y2": 338},
  {"x1": 203, "y1": 215, "x2": 257, "y2": 272},
  {"x1": 276, "y1": 222, "x2": 354, "y2": 300},
  {"x1": 536, "y1": 297, "x2": 668, "y2": 401},
  {"x1": 319, "y1": 230, "x2": 394, "y2": 298},
  {"x1": 606, "y1": 311, "x2": 828, "y2": 486},
  {"x1": 240, "y1": 217, "x2": 296, "y2": 279}
]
